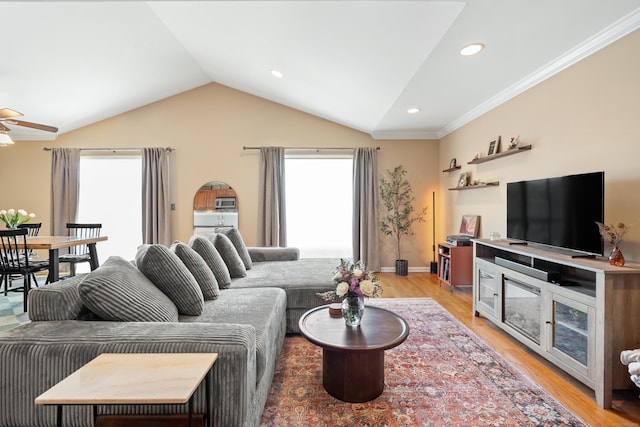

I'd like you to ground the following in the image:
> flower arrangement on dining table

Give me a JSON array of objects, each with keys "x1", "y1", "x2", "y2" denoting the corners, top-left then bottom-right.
[
  {"x1": 0, "y1": 209, "x2": 36, "y2": 229},
  {"x1": 318, "y1": 259, "x2": 381, "y2": 303}
]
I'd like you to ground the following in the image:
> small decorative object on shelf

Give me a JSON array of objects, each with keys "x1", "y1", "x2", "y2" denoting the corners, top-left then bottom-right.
[
  {"x1": 449, "y1": 158, "x2": 457, "y2": 168},
  {"x1": 317, "y1": 259, "x2": 380, "y2": 326},
  {"x1": 457, "y1": 172, "x2": 468, "y2": 187},
  {"x1": 0, "y1": 209, "x2": 36, "y2": 229},
  {"x1": 508, "y1": 136, "x2": 519, "y2": 150},
  {"x1": 487, "y1": 136, "x2": 501, "y2": 155},
  {"x1": 596, "y1": 221, "x2": 630, "y2": 266}
]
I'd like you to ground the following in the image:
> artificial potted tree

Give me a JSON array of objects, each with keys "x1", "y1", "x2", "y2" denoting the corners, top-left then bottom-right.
[{"x1": 379, "y1": 165, "x2": 427, "y2": 275}]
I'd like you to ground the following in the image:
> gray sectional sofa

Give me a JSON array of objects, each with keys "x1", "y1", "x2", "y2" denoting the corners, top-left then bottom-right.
[{"x1": 0, "y1": 230, "x2": 337, "y2": 427}]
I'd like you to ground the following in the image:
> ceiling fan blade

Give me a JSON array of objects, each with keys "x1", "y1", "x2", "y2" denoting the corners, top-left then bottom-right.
[
  {"x1": 0, "y1": 122, "x2": 10, "y2": 132},
  {"x1": 5, "y1": 119, "x2": 58, "y2": 133},
  {"x1": 0, "y1": 108, "x2": 23, "y2": 119}
]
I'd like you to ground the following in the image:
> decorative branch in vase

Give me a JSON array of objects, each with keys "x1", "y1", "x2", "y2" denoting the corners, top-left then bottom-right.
[{"x1": 595, "y1": 221, "x2": 630, "y2": 266}]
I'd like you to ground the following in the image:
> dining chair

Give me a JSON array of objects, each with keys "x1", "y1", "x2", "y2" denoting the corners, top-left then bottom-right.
[
  {"x1": 58, "y1": 223, "x2": 102, "y2": 277},
  {"x1": 14, "y1": 222, "x2": 43, "y2": 285},
  {"x1": 17, "y1": 222, "x2": 41, "y2": 256},
  {"x1": 0, "y1": 228, "x2": 50, "y2": 312}
]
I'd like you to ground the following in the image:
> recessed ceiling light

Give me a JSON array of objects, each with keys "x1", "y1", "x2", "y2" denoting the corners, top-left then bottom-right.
[
  {"x1": 459, "y1": 43, "x2": 484, "y2": 56},
  {"x1": 407, "y1": 107, "x2": 421, "y2": 114},
  {"x1": 271, "y1": 69, "x2": 284, "y2": 78}
]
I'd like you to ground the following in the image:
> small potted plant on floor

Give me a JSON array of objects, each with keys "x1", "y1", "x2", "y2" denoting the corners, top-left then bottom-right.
[{"x1": 379, "y1": 165, "x2": 427, "y2": 275}]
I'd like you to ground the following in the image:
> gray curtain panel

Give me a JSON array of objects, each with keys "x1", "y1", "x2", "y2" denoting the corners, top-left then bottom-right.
[
  {"x1": 352, "y1": 147, "x2": 380, "y2": 271},
  {"x1": 258, "y1": 146, "x2": 287, "y2": 247},
  {"x1": 50, "y1": 148, "x2": 80, "y2": 236},
  {"x1": 142, "y1": 147, "x2": 171, "y2": 245}
]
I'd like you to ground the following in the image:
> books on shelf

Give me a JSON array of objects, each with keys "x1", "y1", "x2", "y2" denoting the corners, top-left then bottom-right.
[{"x1": 439, "y1": 258, "x2": 450, "y2": 282}]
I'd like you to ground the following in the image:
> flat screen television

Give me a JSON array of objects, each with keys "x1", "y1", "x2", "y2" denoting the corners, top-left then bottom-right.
[{"x1": 506, "y1": 171, "x2": 604, "y2": 256}]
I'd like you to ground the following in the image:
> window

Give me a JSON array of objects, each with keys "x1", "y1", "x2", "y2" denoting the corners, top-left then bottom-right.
[
  {"x1": 77, "y1": 155, "x2": 142, "y2": 271},
  {"x1": 285, "y1": 154, "x2": 352, "y2": 258}
]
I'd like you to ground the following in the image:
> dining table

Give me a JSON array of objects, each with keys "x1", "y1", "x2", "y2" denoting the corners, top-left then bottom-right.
[{"x1": 17, "y1": 235, "x2": 108, "y2": 283}]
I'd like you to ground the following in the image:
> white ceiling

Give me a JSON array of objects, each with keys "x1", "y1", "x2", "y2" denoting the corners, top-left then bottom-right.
[{"x1": 2, "y1": 1, "x2": 640, "y2": 141}]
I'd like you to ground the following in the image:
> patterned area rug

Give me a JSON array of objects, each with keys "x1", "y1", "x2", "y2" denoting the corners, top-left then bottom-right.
[
  {"x1": 260, "y1": 298, "x2": 587, "y2": 427},
  {"x1": 0, "y1": 292, "x2": 29, "y2": 332}
]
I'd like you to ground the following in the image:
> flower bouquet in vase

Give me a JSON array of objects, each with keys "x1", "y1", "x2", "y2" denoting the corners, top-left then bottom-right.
[
  {"x1": 318, "y1": 259, "x2": 381, "y2": 327},
  {"x1": 0, "y1": 209, "x2": 36, "y2": 229}
]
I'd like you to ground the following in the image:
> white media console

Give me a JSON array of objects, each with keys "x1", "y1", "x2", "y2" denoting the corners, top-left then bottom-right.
[{"x1": 472, "y1": 239, "x2": 640, "y2": 408}]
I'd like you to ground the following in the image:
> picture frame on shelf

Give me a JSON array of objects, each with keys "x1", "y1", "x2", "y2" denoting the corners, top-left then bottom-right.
[
  {"x1": 459, "y1": 214, "x2": 480, "y2": 237},
  {"x1": 487, "y1": 136, "x2": 501, "y2": 155},
  {"x1": 457, "y1": 172, "x2": 468, "y2": 187}
]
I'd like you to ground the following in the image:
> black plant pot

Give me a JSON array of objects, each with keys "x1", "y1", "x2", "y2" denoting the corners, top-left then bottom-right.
[
  {"x1": 430, "y1": 261, "x2": 438, "y2": 274},
  {"x1": 395, "y1": 259, "x2": 408, "y2": 276}
]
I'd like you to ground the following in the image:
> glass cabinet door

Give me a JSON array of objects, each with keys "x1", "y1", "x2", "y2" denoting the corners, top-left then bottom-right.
[
  {"x1": 478, "y1": 269, "x2": 497, "y2": 310},
  {"x1": 549, "y1": 294, "x2": 594, "y2": 374},
  {"x1": 476, "y1": 264, "x2": 500, "y2": 319}
]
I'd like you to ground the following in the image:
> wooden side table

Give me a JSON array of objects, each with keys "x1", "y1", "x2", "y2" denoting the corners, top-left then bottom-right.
[
  {"x1": 35, "y1": 353, "x2": 217, "y2": 427},
  {"x1": 299, "y1": 305, "x2": 409, "y2": 402},
  {"x1": 437, "y1": 242, "x2": 473, "y2": 291}
]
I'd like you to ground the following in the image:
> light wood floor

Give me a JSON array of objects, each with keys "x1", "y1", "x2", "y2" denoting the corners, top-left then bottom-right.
[{"x1": 378, "y1": 272, "x2": 640, "y2": 427}]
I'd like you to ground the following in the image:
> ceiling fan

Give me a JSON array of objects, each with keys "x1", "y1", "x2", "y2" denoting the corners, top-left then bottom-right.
[{"x1": 0, "y1": 108, "x2": 58, "y2": 146}]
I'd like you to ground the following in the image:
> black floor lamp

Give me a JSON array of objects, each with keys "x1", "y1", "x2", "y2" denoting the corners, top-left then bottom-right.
[{"x1": 430, "y1": 191, "x2": 438, "y2": 274}]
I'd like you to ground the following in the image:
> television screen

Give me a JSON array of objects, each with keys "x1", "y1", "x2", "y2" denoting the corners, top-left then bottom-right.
[{"x1": 507, "y1": 171, "x2": 604, "y2": 255}]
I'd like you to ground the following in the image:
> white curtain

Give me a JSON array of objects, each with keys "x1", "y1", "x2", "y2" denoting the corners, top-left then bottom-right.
[
  {"x1": 50, "y1": 148, "x2": 81, "y2": 235},
  {"x1": 258, "y1": 147, "x2": 287, "y2": 247},
  {"x1": 352, "y1": 147, "x2": 380, "y2": 271},
  {"x1": 141, "y1": 147, "x2": 171, "y2": 245}
]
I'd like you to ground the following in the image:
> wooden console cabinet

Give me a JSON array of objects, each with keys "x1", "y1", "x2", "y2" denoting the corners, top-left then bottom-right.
[
  {"x1": 437, "y1": 243, "x2": 473, "y2": 291},
  {"x1": 472, "y1": 239, "x2": 640, "y2": 408}
]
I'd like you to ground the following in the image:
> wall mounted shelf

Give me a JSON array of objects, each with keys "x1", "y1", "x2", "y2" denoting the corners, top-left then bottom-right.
[
  {"x1": 442, "y1": 165, "x2": 461, "y2": 173},
  {"x1": 467, "y1": 144, "x2": 532, "y2": 165},
  {"x1": 448, "y1": 182, "x2": 499, "y2": 191}
]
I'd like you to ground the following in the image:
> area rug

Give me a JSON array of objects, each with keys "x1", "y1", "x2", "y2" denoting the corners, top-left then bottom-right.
[
  {"x1": 0, "y1": 293, "x2": 29, "y2": 332},
  {"x1": 260, "y1": 298, "x2": 587, "y2": 427}
]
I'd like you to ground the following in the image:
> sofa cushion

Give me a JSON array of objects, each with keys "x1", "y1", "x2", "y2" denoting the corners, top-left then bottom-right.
[
  {"x1": 213, "y1": 227, "x2": 252, "y2": 270},
  {"x1": 189, "y1": 235, "x2": 232, "y2": 289},
  {"x1": 247, "y1": 247, "x2": 300, "y2": 262},
  {"x1": 28, "y1": 274, "x2": 88, "y2": 321},
  {"x1": 78, "y1": 256, "x2": 179, "y2": 322},
  {"x1": 179, "y1": 287, "x2": 286, "y2": 384},
  {"x1": 209, "y1": 233, "x2": 247, "y2": 278},
  {"x1": 136, "y1": 244, "x2": 205, "y2": 316},
  {"x1": 171, "y1": 241, "x2": 220, "y2": 300}
]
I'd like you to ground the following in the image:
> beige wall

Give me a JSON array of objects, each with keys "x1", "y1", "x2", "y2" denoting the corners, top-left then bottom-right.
[
  {"x1": 3, "y1": 28, "x2": 636, "y2": 268},
  {"x1": 439, "y1": 28, "x2": 640, "y2": 262},
  {"x1": 0, "y1": 83, "x2": 438, "y2": 270}
]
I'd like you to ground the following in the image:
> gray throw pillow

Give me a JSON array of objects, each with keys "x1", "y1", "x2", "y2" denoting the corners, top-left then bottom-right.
[
  {"x1": 171, "y1": 241, "x2": 220, "y2": 300},
  {"x1": 213, "y1": 227, "x2": 252, "y2": 270},
  {"x1": 135, "y1": 244, "x2": 205, "y2": 316},
  {"x1": 188, "y1": 235, "x2": 232, "y2": 289},
  {"x1": 78, "y1": 256, "x2": 179, "y2": 322},
  {"x1": 209, "y1": 233, "x2": 247, "y2": 278}
]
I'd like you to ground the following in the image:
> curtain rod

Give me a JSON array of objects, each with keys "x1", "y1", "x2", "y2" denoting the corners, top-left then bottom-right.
[
  {"x1": 243, "y1": 146, "x2": 379, "y2": 151},
  {"x1": 42, "y1": 147, "x2": 175, "y2": 152}
]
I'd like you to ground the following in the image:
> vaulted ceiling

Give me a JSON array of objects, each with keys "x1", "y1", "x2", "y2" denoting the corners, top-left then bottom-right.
[{"x1": 2, "y1": 1, "x2": 640, "y2": 141}]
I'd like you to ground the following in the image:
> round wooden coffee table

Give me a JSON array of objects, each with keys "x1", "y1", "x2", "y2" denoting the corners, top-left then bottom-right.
[{"x1": 298, "y1": 304, "x2": 409, "y2": 403}]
